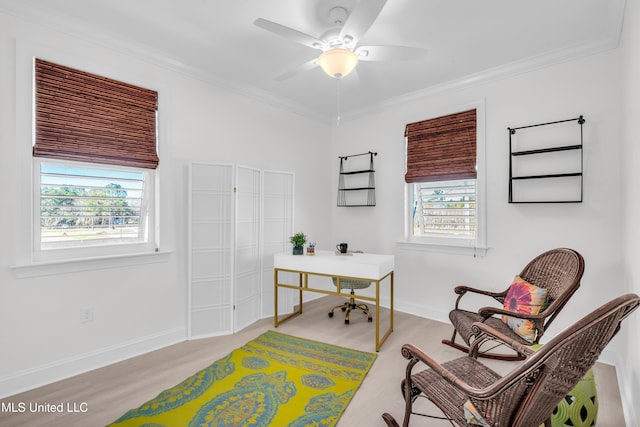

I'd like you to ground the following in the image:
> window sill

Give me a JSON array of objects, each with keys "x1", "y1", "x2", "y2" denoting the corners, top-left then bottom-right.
[
  {"x1": 397, "y1": 241, "x2": 489, "y2": 257},
  {"x1": 11, "y1": 250, "x2": 172, "y2": 278}
]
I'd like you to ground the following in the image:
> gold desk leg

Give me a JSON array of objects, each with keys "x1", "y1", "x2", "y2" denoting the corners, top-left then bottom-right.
[
  {"x1": 375, "y1": 271, "x2": 394, "y2": 352},
  {"x1": 299, "y1": 272, "x2": 304, "y2": 313},
  {"x1": 390, "y1": 271, "x2": 394, "y2": 332},
  {"x1": 273, "y1": 268, "x2": 279, "y2": 328},
  {"x1": 273, "y1": 268, "x2": 304, "y2": 327},
  {"x1": 274, "y1": 267, "x2": 393, "y2": 352},
  {"x1": 375, "y1": 279, "x2": 380, "y2": 351}
]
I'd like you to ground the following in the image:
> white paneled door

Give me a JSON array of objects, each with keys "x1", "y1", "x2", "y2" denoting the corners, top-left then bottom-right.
[{"x1": 188, "y1": 163, "x2": 294, "y2": 339}]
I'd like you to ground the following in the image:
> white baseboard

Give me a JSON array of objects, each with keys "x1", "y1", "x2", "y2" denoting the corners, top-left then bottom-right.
[
  {"x1": 394, "y1": 298, "x2": 450, "y2": 325},
  {"x1": 0, "y1": 327, "x2": 186, "y2": 399}
]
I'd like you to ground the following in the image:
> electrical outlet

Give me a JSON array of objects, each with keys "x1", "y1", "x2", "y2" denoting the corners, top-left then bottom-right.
[{"x1": 80, "y1": 307, "x2": 94, "y2": 323}]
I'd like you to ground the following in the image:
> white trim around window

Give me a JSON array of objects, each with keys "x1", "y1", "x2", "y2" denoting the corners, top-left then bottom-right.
[
  {"x1": 11, "y1": 39, "x2": 171, "y2": 277},
  {"x1": 398, "y1": 99, "x2": 488, "y2": 256}
]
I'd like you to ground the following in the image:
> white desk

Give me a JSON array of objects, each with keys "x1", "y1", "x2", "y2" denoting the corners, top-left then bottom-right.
[{"x1": 273, "y1": 250, "x2": 394, "y2": 351}]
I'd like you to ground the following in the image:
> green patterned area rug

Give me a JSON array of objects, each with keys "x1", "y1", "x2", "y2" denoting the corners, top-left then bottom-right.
[{"x1": 108, "y1": 330, "x2": 376, "y2": 427}]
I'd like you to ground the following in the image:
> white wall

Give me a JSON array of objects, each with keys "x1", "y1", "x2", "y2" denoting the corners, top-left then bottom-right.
[
  {"x1": 0, "y1": 12, "x2": 332, "y2": 396},
  {"x1": 620, "y1": 0, "x2": 640, "y2": 424},
  {"x1": 332, "y1": 46, "x2": 624, "y2": 328}
]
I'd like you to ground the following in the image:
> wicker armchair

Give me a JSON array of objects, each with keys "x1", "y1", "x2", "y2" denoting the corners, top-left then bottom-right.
[
  {"x1": 382, "y1": 293, "x2": 640, "y2": 427},
  {"x1": 443, "y1": 248, "x2": 584, "y2": 360}
]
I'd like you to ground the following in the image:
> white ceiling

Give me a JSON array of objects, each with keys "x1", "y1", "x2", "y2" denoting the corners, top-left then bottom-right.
[{"x1": 0, "y1": 0, "x2": 626, "y2": 122}]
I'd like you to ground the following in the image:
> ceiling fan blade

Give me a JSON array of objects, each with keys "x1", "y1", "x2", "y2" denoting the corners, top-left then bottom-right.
[
  {"x1": 339, "y1": 0, "x2": 387, "y2": 45},
  {"x1": 254, "y1": 18, "x2": 325, "y2": 50},
  {"x1": 275, "y1": 58, "x2": 319, "y2": 81},
  {"x1": 356, "y1": 45, "x2": 428, "y2": 62}
]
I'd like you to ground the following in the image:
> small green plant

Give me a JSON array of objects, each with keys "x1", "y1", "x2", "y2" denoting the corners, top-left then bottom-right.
[{"x1": 290, "y1": 232, "x2": 307, "y2": 247}]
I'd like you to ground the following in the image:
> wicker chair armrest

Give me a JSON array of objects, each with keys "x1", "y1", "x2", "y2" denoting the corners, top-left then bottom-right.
[
  {"x1": 453, "y1": 286, "x2": 508, "y2": 309},
  {"x1": 454, "y1": 285, "x2": 507, "y2": 298},
  {"x1": 401, "y1": 343, "x2": 485, "y2": 396},
  {"x1": 469, "y1": 322, "x2": 534, "y2": 359},
  {"x1": 477, "y1": 306, "x2": 545, "y2": 320}
]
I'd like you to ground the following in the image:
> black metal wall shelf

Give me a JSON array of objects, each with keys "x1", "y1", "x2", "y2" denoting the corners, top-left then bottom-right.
[
  {"x1": 508, "y1": 116, "x2": 585, "y2": 203},
  {"x1": 337, "y1": 151, "x2": 377, "y2": 207},
  {"x1": 511, "y1": 144, "x2": 582, "y2": 156}
]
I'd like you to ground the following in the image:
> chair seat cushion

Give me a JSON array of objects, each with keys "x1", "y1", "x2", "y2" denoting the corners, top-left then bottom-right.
[
  {"x1": 331, "y1": 277, "x2": 371, "y2": 290},
  {"x1": 411, "y1": 356, "x2": 502, "y2": 426},
  {"x1": 502, "y1": 276, "x2": 548, "y2": 343}
]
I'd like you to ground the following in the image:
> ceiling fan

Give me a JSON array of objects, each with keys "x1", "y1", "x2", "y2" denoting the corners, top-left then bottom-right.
[{"x1": 253, "y1": 0, "x2": 427, "y2": 81}]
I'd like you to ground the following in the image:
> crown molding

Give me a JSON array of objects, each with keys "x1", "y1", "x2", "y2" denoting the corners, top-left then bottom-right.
[
  {"x1": 341, "y1": 33, "x2": 622, "y2": 122},
  {"x1": 0, "y1": 6, "x2": 330, "y2": 123},
  {"x1": 0, "y1": 1, "x2": 625, "y2": 125}
]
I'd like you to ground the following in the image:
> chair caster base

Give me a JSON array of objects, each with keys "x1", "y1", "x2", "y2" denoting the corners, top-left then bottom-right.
[{"x1": 329, "y1": 296, "x2": 374, "y2": 325}]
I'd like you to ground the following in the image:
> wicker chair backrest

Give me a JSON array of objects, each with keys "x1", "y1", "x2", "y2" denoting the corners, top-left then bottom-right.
[
  {"x1": 507, "y1": 294, "x2": 639, "y2": 427},
  {"x1": 518, "y1": 248, "x2": 584, "y2": 303}
]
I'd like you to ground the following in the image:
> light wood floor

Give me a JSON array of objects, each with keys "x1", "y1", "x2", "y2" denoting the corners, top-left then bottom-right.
[{"x1": 0, "y1": 296, "x2": 625, "y2": 426}]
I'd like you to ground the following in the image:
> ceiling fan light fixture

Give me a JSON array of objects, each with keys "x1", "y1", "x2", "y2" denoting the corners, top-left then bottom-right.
[{"x1": 318, "y1": 48, "x2": 359, "y2": 78}]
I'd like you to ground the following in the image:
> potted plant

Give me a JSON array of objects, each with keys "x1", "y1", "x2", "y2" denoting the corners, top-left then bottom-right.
[{"x1": 290, "y1": 232, "x2": 307, "y2": 255}]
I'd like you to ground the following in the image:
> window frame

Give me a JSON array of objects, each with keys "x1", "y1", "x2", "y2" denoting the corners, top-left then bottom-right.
[
  {"x1": 32, "y1": 158, "x2": 157, "y2": 263},
  {"x1": 412, "y1": 178, "x2": 477, "y2": 239},
  {"x1": 399, "y1": 100, "x2": 487, "y2": 256},
  {"x1": 13, "y1": 40, "x2": 169, "y2": 277}
]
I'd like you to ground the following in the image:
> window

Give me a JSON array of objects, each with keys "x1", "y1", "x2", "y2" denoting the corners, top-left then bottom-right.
[
  {"x1": 36, "y1": 160, "x2": 153, "y2": 252},
  {"x1": 402, "y1": 104, "x2": 486, "y2": 255},
  {"x1": 17, "y1": 56, "x2": 162, "y2": 268},
  {"x1": 31, "y1": 58, "x2": 159, "y2": 261},
  {"x1": 412, "y1": 179, "x2": 476, "y2": 238}
]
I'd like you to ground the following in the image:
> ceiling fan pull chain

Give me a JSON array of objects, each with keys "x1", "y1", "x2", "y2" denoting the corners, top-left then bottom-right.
[{"x1": 336, "y1": 78, "x2": 341, "y2": 126}]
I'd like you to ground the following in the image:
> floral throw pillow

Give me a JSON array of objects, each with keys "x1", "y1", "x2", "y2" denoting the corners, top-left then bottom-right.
[{"x1": 502, "y1": 276, "x2": 548, "y2": 343}]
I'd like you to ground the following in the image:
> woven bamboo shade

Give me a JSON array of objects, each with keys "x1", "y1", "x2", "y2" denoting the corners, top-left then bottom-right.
[
  {"x1": 34, "y1": 58, "x2": 159, "y2": 169},
  {"x1": 405, "y1": 109, "x2": 476, "y2": 183}
]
